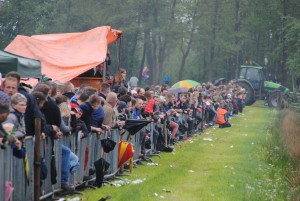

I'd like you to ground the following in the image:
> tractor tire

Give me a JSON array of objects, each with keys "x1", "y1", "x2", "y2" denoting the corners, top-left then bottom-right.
[
  {"x1": 267, "y1": 93, "x2": 278, "y2": 107},
  {"x1": 236, "y1": 81, "x2": 256, "y2": 105}
]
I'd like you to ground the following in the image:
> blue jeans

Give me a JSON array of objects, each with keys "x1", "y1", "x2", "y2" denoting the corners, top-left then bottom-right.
[{"x1": 61, "y1": 145, "x2": 80, "y2": 185}]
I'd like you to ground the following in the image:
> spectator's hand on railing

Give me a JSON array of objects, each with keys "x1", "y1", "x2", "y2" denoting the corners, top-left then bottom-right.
[
  {"x1": 40, "y1": 132, "x2": 46, "y2": 140},
  {"x1": 14, "y1": 138, "x2": 22, "y2": 150},
  {"x1": 94, "y1": 127, "x2": 103, "y2": 136},
  {"x1": 78, "y1": 130, "x2": 84, "y2": 138},
  {"x1": 102, "y1": 124, "x2": 111, "y2": 131},
  {"x1": 53, "y1": 125, "x2": 63, "y2": 139}
]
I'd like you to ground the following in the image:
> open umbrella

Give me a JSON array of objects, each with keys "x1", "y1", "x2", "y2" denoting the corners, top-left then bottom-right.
[
  {"x1": 167, "y1": 87, "x2": 188, "y2": 94},
  {"x1": 123, "y1": 119, "x2": 151, "y2": 136},
  {"x1": 118, "y1": 141, "x2": 134, "y2": 168},
  {"x1": 214, "y1": 78, "x2": 226, "y2": 86},
  {"x1": 172, "y1": 80, "x2": 200, "y2": 89}
]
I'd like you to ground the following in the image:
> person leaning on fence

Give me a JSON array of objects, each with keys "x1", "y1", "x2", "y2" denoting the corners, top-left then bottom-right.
[
  {"x1": 102, "y1": 92, "x2": 121, "y2": 129},
  {"x1": 70, "y1": 107, "x2": 89, "y2": 139},
  {"x1": 5, "y1": 72, "x2": 43, "y2": 136},
  {"x1": 55, "y1": 95, "x2": 72, "y2": 135},
  {"x1": 34, "y1": 83, "x2": 62, "y2": 128},
  {"x1": 2, "y1": 93, "x2": 27, "y2": 158},
  {"x1": 79, "y1": 94, "x2": 103, "y2": 135},
  {"x1": 215, "y1": 101, "x2": 231, "y2": 128},
  {"x1": 0, "y1": 101, "x2": 16, "y2": 148}
]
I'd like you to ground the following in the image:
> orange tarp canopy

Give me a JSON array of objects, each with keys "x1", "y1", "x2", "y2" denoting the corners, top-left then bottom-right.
[{"x1": 5, "y1": 26, "x2": 122, "y2": 82}]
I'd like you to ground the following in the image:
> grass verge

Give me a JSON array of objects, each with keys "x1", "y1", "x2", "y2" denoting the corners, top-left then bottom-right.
[{"x1": 67, "y1": 102, "x2": 294, "y2": 201}]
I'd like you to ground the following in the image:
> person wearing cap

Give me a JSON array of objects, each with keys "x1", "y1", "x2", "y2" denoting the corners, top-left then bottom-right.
[{"x1": 117, "y1": 101, "x2": 128, "y2": 121}]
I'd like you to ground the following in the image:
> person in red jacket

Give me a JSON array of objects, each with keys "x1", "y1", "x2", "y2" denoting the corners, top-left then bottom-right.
[
  {"x1": 215, "y1": 101, "x2": 231, "y2": 128},
  {"x1": 143, "y1": 91, "x2": 155, "y2": 116}
]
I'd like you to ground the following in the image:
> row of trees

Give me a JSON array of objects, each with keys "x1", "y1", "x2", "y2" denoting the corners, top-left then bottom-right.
[{"x1": 0, "y1": 0, "x2": 300, "y2": 87}]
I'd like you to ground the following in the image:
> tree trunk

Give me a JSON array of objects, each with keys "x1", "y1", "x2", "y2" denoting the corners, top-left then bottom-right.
[
  {"x1": 281, "y1": 0, "x2": 288, "y2": 85},
  {"x1": 208, "y1": 0, "x2": 219, "y2": 81},
  {"x1": 234, "y1": 0, "x2": 241, "y2": 79},
  {"x1": 139, "y1": 40, "x2": 147, "y2": 82}
]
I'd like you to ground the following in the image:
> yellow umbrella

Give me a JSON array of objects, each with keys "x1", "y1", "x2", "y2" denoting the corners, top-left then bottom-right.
[{"x1": 172, "y1": 80, "x2": 200, "y2": 89}]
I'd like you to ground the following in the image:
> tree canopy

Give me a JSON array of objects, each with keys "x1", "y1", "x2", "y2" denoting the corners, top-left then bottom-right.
[{"x1": 1, "y1": 0, "x2": 300, "y2": 87}]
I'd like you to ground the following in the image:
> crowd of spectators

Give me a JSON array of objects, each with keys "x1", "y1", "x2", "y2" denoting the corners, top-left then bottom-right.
[{"x1": 0, "y1": 67, "x2": 245, "y2": 191}]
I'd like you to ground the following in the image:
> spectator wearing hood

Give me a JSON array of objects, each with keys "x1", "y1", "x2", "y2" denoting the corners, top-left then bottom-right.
[{"x1": 128, "y1": 76, "x2": 139, "y2": 90}]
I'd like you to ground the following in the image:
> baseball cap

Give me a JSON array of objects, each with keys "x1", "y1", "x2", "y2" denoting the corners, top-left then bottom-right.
[{"x1": 118, "y1": 101, "x2": 127, "y2": 109}]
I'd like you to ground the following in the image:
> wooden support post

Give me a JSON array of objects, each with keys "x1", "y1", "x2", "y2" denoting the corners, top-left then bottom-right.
[{"x1": 34, "y1": 118, "x2": 41, "y2": 201}]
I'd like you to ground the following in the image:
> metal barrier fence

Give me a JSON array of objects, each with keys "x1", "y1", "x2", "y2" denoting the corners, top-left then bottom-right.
[{"x1": 0, "y1": 112, "x2": 203, "y2": 201}]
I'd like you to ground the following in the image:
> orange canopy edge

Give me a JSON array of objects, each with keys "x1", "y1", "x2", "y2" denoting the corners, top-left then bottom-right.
[{"x1": 5, "y1": 26, "x2": 122, "y2": 82}]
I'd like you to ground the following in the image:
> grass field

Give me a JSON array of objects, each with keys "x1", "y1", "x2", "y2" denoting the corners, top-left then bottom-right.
[{"x1": 69, "y1": 102, "x2": 291, "y2": 201}]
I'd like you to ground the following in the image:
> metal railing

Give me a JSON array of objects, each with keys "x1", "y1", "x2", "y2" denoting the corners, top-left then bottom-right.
[{"x1": 0, "y1": 111, "x2": 204, "y2": 201}]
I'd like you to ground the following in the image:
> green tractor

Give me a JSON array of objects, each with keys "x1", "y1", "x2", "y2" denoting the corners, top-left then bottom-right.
[{"x1": 235, "y1": 65, "x2": 289, "y2": 107}]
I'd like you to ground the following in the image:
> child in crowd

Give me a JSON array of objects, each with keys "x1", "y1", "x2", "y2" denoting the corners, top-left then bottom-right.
[
  {"x1": 215, "y1": 101, "x2": 231, "y2": 128},
  {"x1": 142, "y1": 66, "x2": 150, "y2": 81}
]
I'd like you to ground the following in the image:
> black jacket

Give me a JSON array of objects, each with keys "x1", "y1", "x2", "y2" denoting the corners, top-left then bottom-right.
[{"x1": 41, "y1": 98, "x2": 61, "y2": 127}]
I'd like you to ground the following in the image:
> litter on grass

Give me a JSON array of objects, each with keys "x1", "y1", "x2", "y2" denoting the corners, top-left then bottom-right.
[
  {"x1": 110, "y1": 178, "x2": 146, "y2": 187},
  {"x1": 162, "y1": 188, "x2": 171, "y2": 193},
  {"x1": 132, "y1": 178, "x2": 145, "y2": 184},
  {"x1": 147, "y1": 163, "x2": 159, "y2": 166},
  {"x1": 203, "y1": 138, "x2": 213, "y2": 141},
  {"x1": 188, "y1": 170, "x2": 194, "y2": 173}
]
